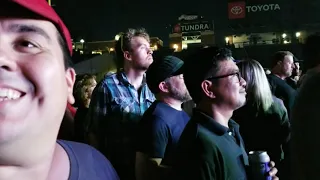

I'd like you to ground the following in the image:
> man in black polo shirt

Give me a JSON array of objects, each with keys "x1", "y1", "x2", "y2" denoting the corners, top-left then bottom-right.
[
  {"x1": 171, "y1": 47, "x2": 278, "y2": 180},
  {"x1": 267, "y1": 51, "x2": 297, "y2": 117}
]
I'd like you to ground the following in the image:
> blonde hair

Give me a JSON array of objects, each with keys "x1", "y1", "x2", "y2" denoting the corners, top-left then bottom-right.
[
  {"x1": 237, "y1": 59, "x2": 273, "y2": 112},
  {"x1": 73, "y1": 74, "x2": 97, "y2": 108}
]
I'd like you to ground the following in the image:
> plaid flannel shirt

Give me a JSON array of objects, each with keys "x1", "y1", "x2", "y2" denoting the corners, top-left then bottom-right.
[{"x1": 85, "y1": 70, "x2": 155, "y2": 167}]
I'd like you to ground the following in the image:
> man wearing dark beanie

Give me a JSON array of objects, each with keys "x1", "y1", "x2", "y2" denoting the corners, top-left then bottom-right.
[{"x1": 136, "y1": 56, "x2": 191, "y2": 180}]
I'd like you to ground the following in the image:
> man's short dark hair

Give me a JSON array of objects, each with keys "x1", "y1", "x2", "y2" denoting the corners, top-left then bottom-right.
[
  {"x1": 271, "y1": 51, "x2": 294, "y2": 68},
  {"x1": 184, "y1": 47, "x2": 233, "y2": 104},
  {"x1": 303, "y1": 34, "x2": 320, "y2": 70},
  {"x1": 114, "y1": 28, "x2": 150, "y2": 70},
  {"x1": 58, "y1": 32, "x2": 73, "y2": 69}
]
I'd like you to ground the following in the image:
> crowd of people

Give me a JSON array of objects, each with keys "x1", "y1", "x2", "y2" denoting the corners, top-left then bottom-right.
[{"x1": 1, "y1": 0, "x2": 320, "y2": 180}]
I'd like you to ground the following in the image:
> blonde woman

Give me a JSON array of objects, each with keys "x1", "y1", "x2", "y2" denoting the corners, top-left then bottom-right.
[
  {"x1": 232, "y1": 59, "x2": 291, "y2": 179},
  {"x1": 73, "y1": 74, "x2": 97, "y2": 143}
]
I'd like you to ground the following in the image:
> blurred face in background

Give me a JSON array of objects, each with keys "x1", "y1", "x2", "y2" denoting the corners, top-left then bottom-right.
[
  {"x1": 75, "y1": 75, "x2": 97, "y2": 108},
  {"x1": 83, "y1": 78, "x2": 97, "y2": 107},
  {"x1": 280, "y1": 55, "x2": 294, "y2": 77}
]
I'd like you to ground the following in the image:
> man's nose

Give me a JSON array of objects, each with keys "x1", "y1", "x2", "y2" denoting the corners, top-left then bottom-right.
[
  {"x1": 240, "y1": 77, "x2": 246, "y2": 87},
  {"x1": 0, "y1": 49, "x2": 18, "y2": 71},
  {"x1": 147, "y1": 47, "x2": 153, "y2": 55}
]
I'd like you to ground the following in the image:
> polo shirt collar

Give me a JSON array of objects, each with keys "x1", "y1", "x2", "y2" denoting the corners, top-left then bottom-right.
[{"x1": 193, "y1": 109, "x2": 239, "y2": 136}]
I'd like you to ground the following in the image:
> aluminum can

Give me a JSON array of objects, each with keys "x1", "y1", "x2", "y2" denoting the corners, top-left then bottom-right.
[{"x1": 248, "y1": 151, "x2": 271, "y2": 180}]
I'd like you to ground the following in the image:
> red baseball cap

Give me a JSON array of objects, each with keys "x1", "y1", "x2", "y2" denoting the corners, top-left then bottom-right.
[{"x1": 11, "y1": 0, "x2": 73, "y2": 55}]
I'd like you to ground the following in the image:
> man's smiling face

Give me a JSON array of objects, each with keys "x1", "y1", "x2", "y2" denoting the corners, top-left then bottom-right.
[{"x1": 0, "y1": 3, "x2": 75, "y2": 142}]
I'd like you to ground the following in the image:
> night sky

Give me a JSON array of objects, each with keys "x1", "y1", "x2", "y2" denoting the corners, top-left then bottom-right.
[{"x1": 53, "y1": 0, "x2": 216, "y2": 44}]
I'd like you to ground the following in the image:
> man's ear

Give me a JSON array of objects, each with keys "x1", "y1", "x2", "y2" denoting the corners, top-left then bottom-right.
[
  {"x1": 201, "y1": 80, "x2": 216, "y2": 99},
  {"x1": 65, "y1": 68, "x2": 76, "y2": 104},
  {"x1": 158, "y1": 81, "x2": 169, "y2": 93},
  {"x1": 123, "y1": 51, "x2": 132, "y2": 61}
]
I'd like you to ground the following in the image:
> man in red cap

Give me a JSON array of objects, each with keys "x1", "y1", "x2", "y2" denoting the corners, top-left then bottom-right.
[{"x1": 0, "y1": 1, "x2": 119, "y2": 179}]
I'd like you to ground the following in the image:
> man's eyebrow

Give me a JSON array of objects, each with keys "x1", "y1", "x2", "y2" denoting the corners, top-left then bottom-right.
[
  {"x1": 135, "y1": 41, "x2": 150, "y2": 47},
  {"x1": 8, "y1": 24, "x2": 51, "y2": 41},
  {"x1": 226, "y1": 69, "x2": 239, "y2": 74}
]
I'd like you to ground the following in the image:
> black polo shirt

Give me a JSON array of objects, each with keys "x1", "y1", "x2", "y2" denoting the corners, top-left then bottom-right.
[
  {"x1": 171, "y1": 109, "x2": 249, "y2": 180},
  {"x1": 267, "y1": 74, "x2": 297, "y2": 117}
]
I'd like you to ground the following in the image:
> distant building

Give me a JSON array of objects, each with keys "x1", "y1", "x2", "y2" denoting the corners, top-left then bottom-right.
[{"x1": 73, "y1": 37, "x2": 163, "y2": 55}]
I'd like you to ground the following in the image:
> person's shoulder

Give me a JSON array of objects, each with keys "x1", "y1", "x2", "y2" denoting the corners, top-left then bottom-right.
[
  {"x1": 141, "y1": 101, "x2": 174, "y2": 122},
  {"x1": 183, "y1": 117, "x2": 216, "y2": 147},
  {"x1": 140, "y1": 101, "x2": 159, "y2": 119},
  {"x1": 94, "y1": 72, "x2": 121, "y2": 95},
  {"x1": 58, "y1": 140, "x2": 119, "y2": 180},
  {"x1": 196, "y1": 125, "x2": 219, "y2": 145},
  {"x1": 268, "y1": 74, "x2": 285, "y2": 84},
  {"x1": 181, "y1": 110, "x2": 191, "y2": 122},
  {"x1": 176, "y1": 118, "x2": 198, "y2": 143},
  {"x1": 266, "y1": 74, "x2": 276, "y2": 81},
  {"x1": 153, "y1": 101, "x2": 178, "y2": 117},
  {"x1": 270, "y1": 75, "x2": 296, "y2": 93},
  {"x1": 270, "y1": 96, "x2": 286, "y2": 110},
  {"x1": 179, "y1": 121, "x2": 220, "y2": 163},
  {"x1": 58, "y1": 140, "x2": 104, "y2": 161},
  {"x1": 100, "y1": 72, "x2": 118, "y2": 85},
  {"x1": 272, "y1": 95, "x2": 283, "y2": 104},
  {"x1": 103, "y1": 71, "x2": 117, "y2": 79},
  {"x1": 302, "y1": 72, "x2": 320, "y2": 90},
  {"x1": 155, "y1": 101, "x2": 189, "y2": 118},
  {"x1": 299, "y1": 68, "x2": 320, "y2": 88},
  {"x1": 295, "y1": 72, "x2": 320, "y2": 104},
  {"x1": 267, "y1": 99, "x2": 289, "y2": 123}
]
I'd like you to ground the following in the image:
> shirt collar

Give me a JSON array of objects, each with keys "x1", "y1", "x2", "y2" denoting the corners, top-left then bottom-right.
[
  {"x1": 117, "y1": 70, "x2": 147, "y2": 87},
  {"x1": 193, "y1": 109, "x2": 239, "y2": 136}
]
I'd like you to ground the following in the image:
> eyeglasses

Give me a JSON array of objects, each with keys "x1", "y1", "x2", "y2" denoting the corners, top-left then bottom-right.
[{"x1": 207, "y1": 72, "x2": 242, "y2": 82}]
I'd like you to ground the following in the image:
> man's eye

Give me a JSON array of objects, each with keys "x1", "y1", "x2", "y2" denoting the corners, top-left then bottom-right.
[
  {"x1": 18, "y1": 40, "x2": 37, "y2": 48},
  {"x1": 14, "y1": 40, "x2": 40, "y2": 53}
]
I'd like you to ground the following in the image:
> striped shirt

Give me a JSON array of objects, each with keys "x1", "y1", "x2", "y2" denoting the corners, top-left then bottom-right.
[{"x1": 85, "y1": 70, "x2": 155, "y2": 177}]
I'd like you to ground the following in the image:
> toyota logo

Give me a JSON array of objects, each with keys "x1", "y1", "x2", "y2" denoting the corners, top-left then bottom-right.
[{"x1": 231, "y1": 6, "x2": 243, "y2": 15}]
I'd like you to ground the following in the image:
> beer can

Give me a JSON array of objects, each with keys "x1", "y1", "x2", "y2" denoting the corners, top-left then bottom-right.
[{"x1": 248, "y1": 151, "x2": 271, "y2": 180}]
